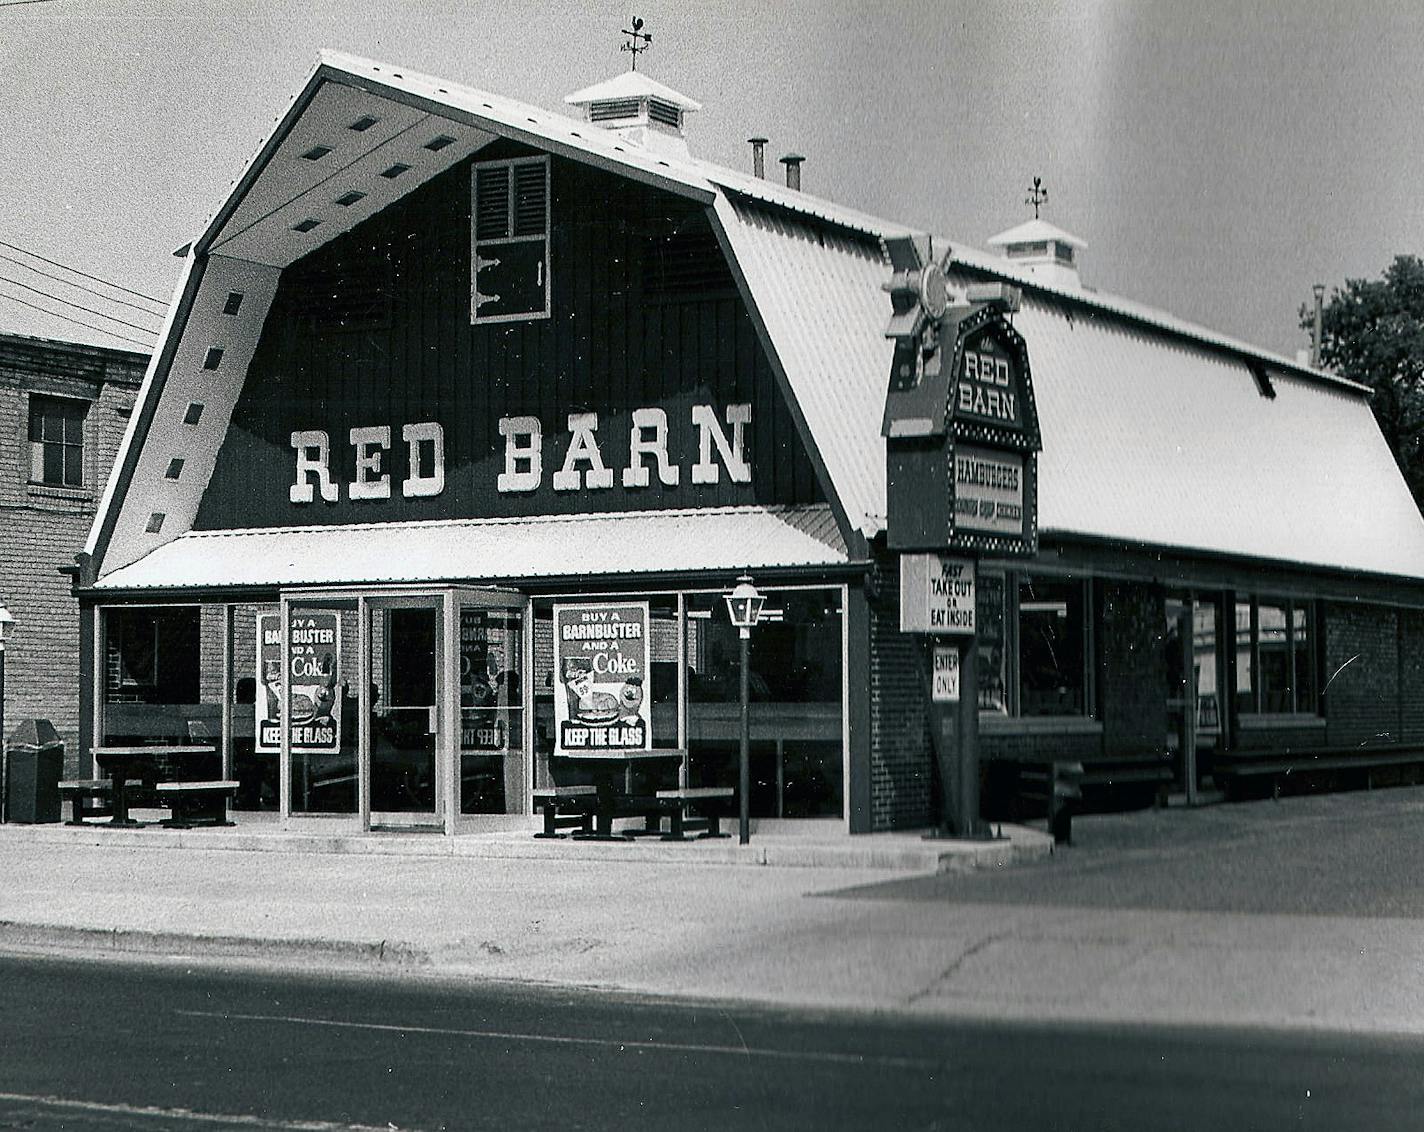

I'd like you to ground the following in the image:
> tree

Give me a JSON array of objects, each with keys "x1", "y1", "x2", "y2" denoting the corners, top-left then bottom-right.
[{"x1": 1305, "y1": 255, "x2": 1424, "y2": 510}]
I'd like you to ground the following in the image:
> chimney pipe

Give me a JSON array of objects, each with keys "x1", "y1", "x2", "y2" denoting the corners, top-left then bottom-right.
[
  {"x1": 748, "y1": 137, "x2": 768, "y2": 180},
  {"x1": 1310, "y1": 282, "x2": 1325, "y2": 368},
  {"x1": 780, "y1": 153, "x2": 804, "y2": 191}
]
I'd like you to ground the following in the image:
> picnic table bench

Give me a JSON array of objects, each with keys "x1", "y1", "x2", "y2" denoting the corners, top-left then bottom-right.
[
  {"x1": 532, "y1": 785, "x2": 597, "y2": 838},
  {"x1": 620, "y1": 787, "x2": 735, "y2": 841},
  {"x1": 1213, "y1": 743, "x2": 1424, "y2": 799},
  {"x1": 58, "y1": 778, "x2": 139, "y2": 825},
  {"x1": 154, "y1": 779, "x2": 240, "y2": 828}
]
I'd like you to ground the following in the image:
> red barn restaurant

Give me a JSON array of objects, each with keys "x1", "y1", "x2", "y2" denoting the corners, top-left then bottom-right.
[{"x1": 75, "y1": 52, "x2": 1424, "y2": 836}]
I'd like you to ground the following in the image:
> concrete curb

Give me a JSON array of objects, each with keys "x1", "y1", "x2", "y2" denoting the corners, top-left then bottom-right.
[
  {"x1": 0, "y1": 920, "x2": 434, "y2": 969},
  {"x1": 0, "y1": 822, "x2": 1055, "y2": 873}
]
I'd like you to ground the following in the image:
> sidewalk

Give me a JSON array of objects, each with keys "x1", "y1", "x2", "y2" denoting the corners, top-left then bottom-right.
[
  {"x1": 3, "y1": 795, "x2": 1423, "y2": 1037},
  {"x1": 1, "y1": 813, "x2": 1052, "y2": 872}
]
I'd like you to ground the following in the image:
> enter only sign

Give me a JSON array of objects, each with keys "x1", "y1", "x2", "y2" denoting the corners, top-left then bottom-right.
[{"x1": 899, "y1": 553, "x2": 976, "y2": 634}]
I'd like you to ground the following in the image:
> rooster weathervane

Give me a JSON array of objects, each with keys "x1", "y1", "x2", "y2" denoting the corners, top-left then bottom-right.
[{"x1": 621, "y1": 16, "x2": 652, "y2": 70}]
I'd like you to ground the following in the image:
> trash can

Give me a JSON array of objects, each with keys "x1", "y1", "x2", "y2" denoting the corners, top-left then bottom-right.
[{"x1": 4, "y1": 718, "x2": 64, "y2": 823}]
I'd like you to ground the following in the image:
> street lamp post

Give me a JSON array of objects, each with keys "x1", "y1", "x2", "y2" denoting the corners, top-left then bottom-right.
[
  {"x1": 0, "y1": 604, "x2": 14, "y2": 822},
  {"x1": 724, "y1": 575, "x2": 765, "y2": 845}
]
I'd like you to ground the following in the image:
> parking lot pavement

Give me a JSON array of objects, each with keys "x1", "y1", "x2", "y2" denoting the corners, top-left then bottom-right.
[{"x1": 832, "y1": 785, "x2": 1424, "y2": 918}]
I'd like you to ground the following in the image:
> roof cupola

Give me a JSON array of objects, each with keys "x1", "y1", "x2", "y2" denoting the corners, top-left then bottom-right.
[
  {"x1": 564, "y1": 71, "x2": 701, "y2": 159},
  {"x1": 986, "y1": 218, "x2": 1087, "y2": 290}
]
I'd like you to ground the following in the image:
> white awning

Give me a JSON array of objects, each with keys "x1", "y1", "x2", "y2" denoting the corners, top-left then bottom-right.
[{"x1": 91, "y1": 505, "x2": 849, "y2": 591}]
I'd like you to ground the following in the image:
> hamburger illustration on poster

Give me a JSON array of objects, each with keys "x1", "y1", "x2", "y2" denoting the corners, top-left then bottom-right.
[
  {"x1": 553, "y1": 602, "x2": 650, "y2": 754},
  {"x1": 255, "y1": 611, "x2": 342, "y2": 754}
]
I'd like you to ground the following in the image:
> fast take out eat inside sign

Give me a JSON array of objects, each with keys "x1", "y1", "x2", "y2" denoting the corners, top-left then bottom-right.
[{"x1": 900, "y1": 553, "x2": 976, "y2": 634}]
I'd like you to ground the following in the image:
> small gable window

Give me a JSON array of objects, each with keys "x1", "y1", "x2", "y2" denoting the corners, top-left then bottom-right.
[{"x1": 471, "y1": 156, "x2": 550, "y2": 324}]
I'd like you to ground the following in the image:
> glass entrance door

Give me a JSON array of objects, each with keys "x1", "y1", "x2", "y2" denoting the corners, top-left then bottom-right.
[
  {"x1": 368, "y1": 598, "x2": 444, "y2": 825},
  {"x1": 1165, "y1": 592, "x2": 1224, "y2": 799}
]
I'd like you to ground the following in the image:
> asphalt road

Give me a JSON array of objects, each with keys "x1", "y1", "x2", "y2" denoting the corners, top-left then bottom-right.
[
  {"x1": 1, "y1": 953, "x2": 1422, "y2": 1131},
  {"x1": 839, "y1": 787, "x2": 1424, "y2": 917}
]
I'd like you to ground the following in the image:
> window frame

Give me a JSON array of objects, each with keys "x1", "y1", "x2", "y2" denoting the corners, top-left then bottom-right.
[
  {"x1": 1234, "y1": 595, "x2": 1320, "y2": 717},
  {"x1": 470, "y1": 155, "x2": 551, "y2": 325},
  {"x1": 978, "y1": 569, "x2": 1095, "y2": 721},
  {"x1": 27, "y1": 392, "x2": 89, "y2": 489}
]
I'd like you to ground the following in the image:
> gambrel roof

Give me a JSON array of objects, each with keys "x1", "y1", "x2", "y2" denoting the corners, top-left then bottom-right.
[{"x1": 85, "y1": 51, "x2": 1424, "y2": 588}]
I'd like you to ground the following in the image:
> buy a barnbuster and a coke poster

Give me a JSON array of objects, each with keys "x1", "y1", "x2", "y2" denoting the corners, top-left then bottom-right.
[
  {"x1": 255, "y1": 611, "x2": 342, "y2": 755},
  {"x1": 553, "y1": 603, "x2": 650, "y2": 754}
]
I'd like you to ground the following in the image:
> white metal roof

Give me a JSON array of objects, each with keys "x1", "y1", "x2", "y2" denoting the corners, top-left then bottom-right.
[
  {"x1": 1016, "y1": 295, "x2": 1424, "y2": 577},
  {"x1": 91, "y1": 505, "x2": 849, "y2": 591},
  {"x1": 714, "y1": 195, "x2": 1424, "y2": 577},
  {"x1": 564, "y1": 72, "x2": 703, "y2": 112},
  {"x1": 986, "y1": 219, "x2": 1087, "y2": 250},
  {"x1": 714, "y1": 195, "x2": 893, "y2": 539}
]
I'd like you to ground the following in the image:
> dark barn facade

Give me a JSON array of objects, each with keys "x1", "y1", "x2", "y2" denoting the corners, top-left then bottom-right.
[{"x1": 74, "y1": 53, "x2": 1424, "y2": 835}]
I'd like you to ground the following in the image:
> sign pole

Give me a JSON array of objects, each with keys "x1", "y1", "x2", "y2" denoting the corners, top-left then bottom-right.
[{"x1": 957, "y1": 629, "x2": 981, "y2": 838}]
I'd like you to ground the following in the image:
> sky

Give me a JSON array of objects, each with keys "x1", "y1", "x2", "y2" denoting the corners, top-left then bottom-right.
[{"x1": 0, "y1": 0, "x2": 1421, "y2": 358}]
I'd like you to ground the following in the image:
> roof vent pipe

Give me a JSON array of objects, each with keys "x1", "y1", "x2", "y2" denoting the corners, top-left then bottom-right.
[
  {"x1": 1310, "y1": 282, "x2": 1325, "y2": 368},
  {"x1": 780, "y1": 153, "x2": 804, "y2": 191},
  {"x1": 748, "y1": 136, "x2": 768, "y2": 179}
]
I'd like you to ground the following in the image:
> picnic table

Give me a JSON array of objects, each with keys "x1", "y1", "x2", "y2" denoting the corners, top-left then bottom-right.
[
  {"x1": 90, "y1": 745, "x2": 219, "y2": 826},
  {"x1": 544, "y1": 750, "x2": 731, "y2": 840}
]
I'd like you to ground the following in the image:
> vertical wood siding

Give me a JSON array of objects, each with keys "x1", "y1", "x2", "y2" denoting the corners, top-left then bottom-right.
[{"x1": 196, "y1": 150, "x2": 825, "y2": 529}]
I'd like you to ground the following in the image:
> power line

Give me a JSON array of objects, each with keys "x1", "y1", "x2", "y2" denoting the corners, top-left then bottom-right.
[
  {"x1": 0, "y1": 253, "x2": 164, "y2": 321},
  {"x1": 0, "y1": 291, "x2": 152, "y2": 350},
  {"x1": 0, "y1": 274, "x2": 160, "y2": 336},
  {"x1": 0, "y1": 238, "x2": 166, "y2": 307},
  {"x1": 0, "y1": 0, "x2": 62, "y2": 8}
]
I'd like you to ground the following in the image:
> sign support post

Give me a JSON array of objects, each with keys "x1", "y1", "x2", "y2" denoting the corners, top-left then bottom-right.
[{"x1": 880, "y1": 237, "x2": 1041, "y2": 842}]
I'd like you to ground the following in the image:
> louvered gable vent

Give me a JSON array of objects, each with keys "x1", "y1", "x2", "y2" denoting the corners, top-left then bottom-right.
[
  {"x1": 513, "y1": 162, "x2": 547, "y2": 237},
  {"x1": 475, "y1": 165, "x2": 511, "y2": 240},
  {"x1": 471, "y1": 157, "x2": 550, "y2": 323}
]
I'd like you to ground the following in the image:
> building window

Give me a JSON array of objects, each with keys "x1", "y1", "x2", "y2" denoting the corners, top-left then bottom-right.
[
  {"x1": 471, "y1": 156, "x2": 550, "y2": 323},
  {"x1": 28, "y1": 394, "x2": 87, "y2": 487},
  {"x1": 977, "y1": 572, "x2": 1091, "y2": 717},
  {"x1": 1235, "y1": 598, "x2": 1318, "y2": 714}
]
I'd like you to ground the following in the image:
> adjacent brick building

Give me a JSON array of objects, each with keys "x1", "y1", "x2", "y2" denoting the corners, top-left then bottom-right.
[{"x1": 0, "y1": 332, "x2": 146, "y2": 772}]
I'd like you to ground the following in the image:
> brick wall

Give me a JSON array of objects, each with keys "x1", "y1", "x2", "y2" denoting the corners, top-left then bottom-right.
[
  {"x1": 865, "y1": 543, "x2": 932, "y2": 830},
  {"x1": 1324, "y1": 600, "x2": 1401, "y2": 747},
  {"x1": 0, "y1": 335, "x2": 145, "y2": 775},
  {"x1": 1098, "y1": 579, "x2": 1167, "y2": 757}
]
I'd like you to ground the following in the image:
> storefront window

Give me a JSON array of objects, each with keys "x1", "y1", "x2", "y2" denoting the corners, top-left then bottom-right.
[
  {"x1": 1236, "y1": 596, "x2": 1317, "y2": 714},
  {"x1": 686, "y1": 588, "x2": 843, "y2": 818},
  {"x1": 459, "y1": 606, "x2": 524, "y2": 814},
  {"x1": 286, "y1": 603, "x2": 359, "y2": 816},
  {"x1": 531, "y1": 594, "x2": 681, "y2": 796},
  {"x1": 232, "y1": 602, "x2": 276, "y2": 811},
  {"x1": 98, "y1": 604, "x2": 222, "y2": 783},
  {"x1": 976, "y1": 573, "x2": 1008, "y2": 713},
  {"x1": 975, "y1": 572, "x2": 1089, "y2": 718},
  {"x1": 530, "y1": 587, "x2": 844, "y2": 820},
  {"x1": 1018, "y1": 577, "x2": 1086, "y2": 716}
]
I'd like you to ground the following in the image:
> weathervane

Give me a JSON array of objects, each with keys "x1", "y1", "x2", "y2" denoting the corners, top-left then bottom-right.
[
  {"x1": 1025, "y1": 176, "x2": 1048, "y2": 219},
  {"x1": 621, "y1": 16, "x2": 652, "y2": 71}
]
